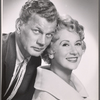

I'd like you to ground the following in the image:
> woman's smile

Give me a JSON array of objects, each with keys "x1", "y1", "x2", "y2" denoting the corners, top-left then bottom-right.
[{"x1": 66, "y1": 57, "x2": 78, "y2": 63}]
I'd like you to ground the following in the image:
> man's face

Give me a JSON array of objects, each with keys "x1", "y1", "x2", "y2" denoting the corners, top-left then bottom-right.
[{"x1": 19, "y1": 14, "x2": 57, "y2": 57}]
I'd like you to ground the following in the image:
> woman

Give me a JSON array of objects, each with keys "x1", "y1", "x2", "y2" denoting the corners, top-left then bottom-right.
[{"x1": 32, "y1": 15, "x2": 90, "y2": 100}]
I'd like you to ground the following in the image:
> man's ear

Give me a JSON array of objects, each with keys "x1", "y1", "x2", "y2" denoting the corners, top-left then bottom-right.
[{"x1": 16, "y1": 19, "x2": 23, "y2": 34}]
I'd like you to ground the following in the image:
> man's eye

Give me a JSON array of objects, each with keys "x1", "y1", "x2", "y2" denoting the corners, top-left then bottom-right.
[
  {"x1": 46, "y1": 33, "x2": 53, "y2": 38},
  {"x1": 62, "y1": 43, "x2": 69, "y2": 46},
  {"x1": 32, "y1": 29, "x2": 40, "y2": 34}
]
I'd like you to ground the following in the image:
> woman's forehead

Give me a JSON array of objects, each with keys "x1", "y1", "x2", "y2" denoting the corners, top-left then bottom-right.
[{"x1": 57, "y1": 29, "x2": 80, "y2": 39}]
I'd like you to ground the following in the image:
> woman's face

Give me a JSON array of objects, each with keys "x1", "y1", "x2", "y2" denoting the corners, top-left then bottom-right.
[{"x1": 51, "y1": 29, "x2": 84, "y2": 70}]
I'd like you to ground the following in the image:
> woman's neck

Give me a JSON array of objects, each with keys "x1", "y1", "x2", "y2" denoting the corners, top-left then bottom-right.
[
  {"x1": 50, "y1": 64, "x2": 72, "y2": 85},
  {"x1": 50, "y1": 64, "x2": 76, "y2": 90}
]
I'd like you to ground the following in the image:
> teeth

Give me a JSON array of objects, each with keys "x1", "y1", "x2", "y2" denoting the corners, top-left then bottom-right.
[
  {"x1": 66, "y1": 57, "x2": 78, "y2": 62},
  {"x1": 67, "y1": 58, "x2": 77, "y2": 60}
]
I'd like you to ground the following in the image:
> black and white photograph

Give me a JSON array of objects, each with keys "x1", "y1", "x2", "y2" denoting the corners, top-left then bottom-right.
[{"x1": 2, "y1": 0, "x2": 98, "y2": 100}]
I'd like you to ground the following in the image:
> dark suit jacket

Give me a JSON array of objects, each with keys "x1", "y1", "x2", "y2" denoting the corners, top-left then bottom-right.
[{"x1": 2, "y1": 32, "x2": 41, "y2": 100}]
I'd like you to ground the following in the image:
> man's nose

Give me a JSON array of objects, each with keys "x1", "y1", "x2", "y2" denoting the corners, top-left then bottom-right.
[{"x1": 37, "y1": 35, "x2": 46, "y2": 47}]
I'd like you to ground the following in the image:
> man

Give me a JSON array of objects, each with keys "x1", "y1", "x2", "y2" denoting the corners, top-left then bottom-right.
[{"x1": 2, "y1": 0, "x2": 58, "y2": 100}]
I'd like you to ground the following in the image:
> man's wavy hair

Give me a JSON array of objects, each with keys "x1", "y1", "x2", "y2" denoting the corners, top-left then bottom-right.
[
  {"x1": 42, "y1": 15, "x2": 86, "y2": 64},
  {"x1": 17, "y1": 0, "x2": 58, "y2": 23}
]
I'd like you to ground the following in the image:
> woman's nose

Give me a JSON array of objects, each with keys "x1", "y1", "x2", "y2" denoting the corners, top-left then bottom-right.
[
  {"x1": 70, "y1": 46, "x2": 78, "y2": 55},
  {"x1": 37, "y1": 35, "x2": 46, "y2": 47}
]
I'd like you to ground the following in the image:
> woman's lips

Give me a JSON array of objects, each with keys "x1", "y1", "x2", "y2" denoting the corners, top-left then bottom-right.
[{"x1": 66, "y1": 57, "x2": 78, "y2": 63}]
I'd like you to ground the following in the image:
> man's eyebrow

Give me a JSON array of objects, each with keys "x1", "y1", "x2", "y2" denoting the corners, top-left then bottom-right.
[
  {"x1": 35, "y1": 26, "x2": 43, "y2": 34},
  {"x1": 46, "y1": 30, "x2": 56, "y2": 35},
  {"x1": 34, "y1": 26, "x2": 55, "y2": 35},
  {"x1": 60, "y1": 40, "x2": 69, "y2": 44}
]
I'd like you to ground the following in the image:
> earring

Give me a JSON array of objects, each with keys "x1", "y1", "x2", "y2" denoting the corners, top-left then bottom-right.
[{"x1": 17, "y1": 28, "x2": 21, "y2": 34}]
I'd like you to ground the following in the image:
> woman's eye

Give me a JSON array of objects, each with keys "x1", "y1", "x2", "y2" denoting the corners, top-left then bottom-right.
[
  {"x1": 62, "y1": 43, "x2": 69, "y2": 46},
  {"x1": 75, "y1": 43, "x2": 82, "y2": 46}
]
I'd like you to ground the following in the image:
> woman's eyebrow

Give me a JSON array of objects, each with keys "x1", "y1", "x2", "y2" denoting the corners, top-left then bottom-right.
[
  {"x1": 76, "y1": 39, "x2": 82, "y2": 42},
  {"x1": 60, "y1": 40, "x2": 69, "y2": 45}
]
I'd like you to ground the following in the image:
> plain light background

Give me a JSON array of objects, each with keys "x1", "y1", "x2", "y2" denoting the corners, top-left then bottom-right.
[{"x1": 3, "y1": 0, "x2": 98, "y2": 100}]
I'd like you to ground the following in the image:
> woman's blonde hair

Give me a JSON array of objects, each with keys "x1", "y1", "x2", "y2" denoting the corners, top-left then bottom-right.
[{"x1": 42, "y1": 15, "x2": 86, "y2": 64}]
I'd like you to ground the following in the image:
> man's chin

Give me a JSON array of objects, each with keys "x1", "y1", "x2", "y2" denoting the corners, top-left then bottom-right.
[
  {"x1": 30, "y1": 52, "x2": 42, "y2": 57},
  {"x1": 29, "y1": 48, "x2": 46, "y2": 57}
]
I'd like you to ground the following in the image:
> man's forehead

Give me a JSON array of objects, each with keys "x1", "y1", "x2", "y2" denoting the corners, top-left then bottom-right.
[
  {"x1": 30, "y1": 14, "x2": 57, "y2": 24},
  {"x1": 27, "y1": 14, "x2": 57, "y2": 32},
  {"x1": 28, "y1": 13, "x2": 39, "y2": 22}
]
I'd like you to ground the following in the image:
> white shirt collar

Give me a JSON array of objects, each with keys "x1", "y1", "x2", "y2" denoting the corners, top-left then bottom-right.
[
  {"x1": 16, "y1": 42, "x2": 30, "y2": 63},
  {"x1": 34, "y1": 66, "x2": 89, "y2": 100},
  {"x1": 16, "y1": 42, "x2": 24, "y2": 63}
]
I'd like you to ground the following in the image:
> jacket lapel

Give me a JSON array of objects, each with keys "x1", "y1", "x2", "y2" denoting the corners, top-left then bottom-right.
[
  {"x1": 5, "y1": 33, "x2": 16, "y2": 88},
  {"x1": 5, "y1": 32, "x2": 41, "y2": 94},
  {"x1": 16, "y1": 56, "x2": 41, "y2": 93},
  {"x1": 4, "y1": 32, "x2": 41, "y2": 99}
]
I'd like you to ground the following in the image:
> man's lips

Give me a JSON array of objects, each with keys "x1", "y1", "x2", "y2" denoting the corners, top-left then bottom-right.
[
  {"x1": 31, "y1": 46, "x2": 44, "y2": 52},
  {"x1": 66, "y1": 57, "x2": 78, "y2": 62}
]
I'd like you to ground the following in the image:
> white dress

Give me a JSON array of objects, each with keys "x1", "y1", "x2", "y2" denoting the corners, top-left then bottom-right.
[{"x1": 32, "y1": 66, "x2": 90, "y2": 100}]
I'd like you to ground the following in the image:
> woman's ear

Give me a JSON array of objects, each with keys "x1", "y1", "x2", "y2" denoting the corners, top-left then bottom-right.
[
  {"x1": 82, "y1": 49, "x2": 85, "y2": 55},
  {"x1": 16, "y1": 19, "x2": 23, "y2": 34},
  {"x1": 82, "y1": 41, "x2": 86, "y2": 54},
  {"x1": 48, "y1": 49, "x2": 55, "y2": 59}
]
